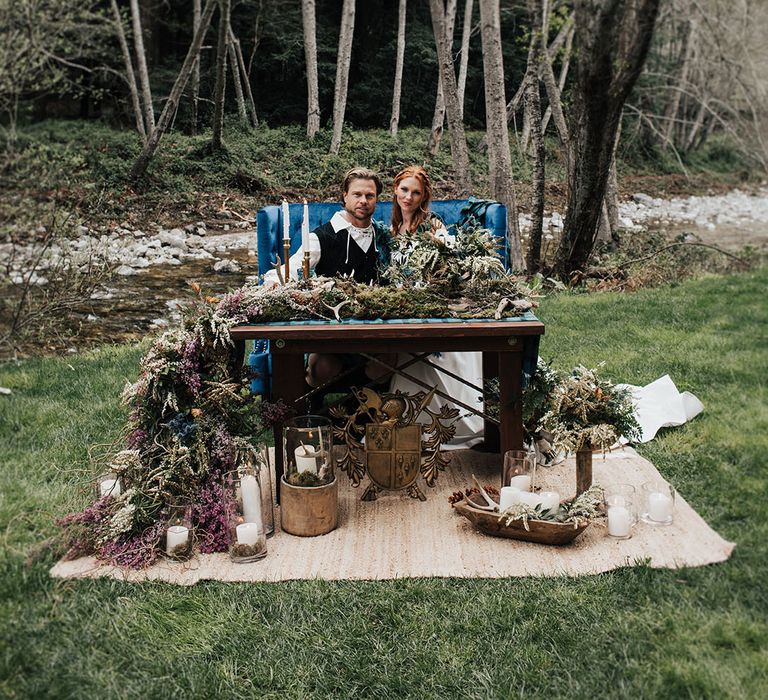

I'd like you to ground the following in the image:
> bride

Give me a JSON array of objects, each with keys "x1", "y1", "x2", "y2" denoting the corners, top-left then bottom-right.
[{"x1": 387, "y1": 165, "x2": 484, "y2": 448}]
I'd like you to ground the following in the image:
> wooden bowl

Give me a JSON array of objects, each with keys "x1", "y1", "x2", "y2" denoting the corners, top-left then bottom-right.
[{"x1": 453, "y1": 493, "x2": 590, "y2": 545}]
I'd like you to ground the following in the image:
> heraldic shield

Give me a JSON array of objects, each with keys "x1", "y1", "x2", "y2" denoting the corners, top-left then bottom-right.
[
  {"x1": 332, "y1": 386, "x2": 460, "y2": 502},
  {"x1": 365, "y1": 424, "x2": 422, "y2": 492}
]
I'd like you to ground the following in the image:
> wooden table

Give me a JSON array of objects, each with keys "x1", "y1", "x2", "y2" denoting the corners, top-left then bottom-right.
[{"x1": 231, "y1": 317, "x2": 545, "y2": 491}]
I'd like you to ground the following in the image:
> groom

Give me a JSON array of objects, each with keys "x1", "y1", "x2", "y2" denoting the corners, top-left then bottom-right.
[
  {"x1": 263, "y1": 167, "x2": 390, "y2": 287},
  {"x1": 262, "y1": 167, "x2": 394, "y2": 391}
]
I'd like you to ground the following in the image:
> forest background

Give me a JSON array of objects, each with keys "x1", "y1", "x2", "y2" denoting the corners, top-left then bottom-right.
[{"x1": 2, "y1": 0, "x2": 766, "y2": 353}]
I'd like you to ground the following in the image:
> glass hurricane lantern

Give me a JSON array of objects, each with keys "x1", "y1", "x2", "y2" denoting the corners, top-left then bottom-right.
[{"x1": 224, "y1": 462, "x2": 269, "y2": 563}]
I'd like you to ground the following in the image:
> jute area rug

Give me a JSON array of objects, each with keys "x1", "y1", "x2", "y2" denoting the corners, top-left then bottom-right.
[{"x1": 50, "y1": 448, "x2": 734, "y2": 585}]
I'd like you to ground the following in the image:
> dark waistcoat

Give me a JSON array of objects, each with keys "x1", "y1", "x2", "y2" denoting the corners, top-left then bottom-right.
[{"x1": 313, "y1": 221, "x2": 379, "y2": 284}]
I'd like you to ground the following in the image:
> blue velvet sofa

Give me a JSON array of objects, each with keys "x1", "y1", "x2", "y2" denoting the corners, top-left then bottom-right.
[
  {"x1": 249, "y1": 198, "x2": 510, "y2": 396},
  {"x1": 256, "y1": 199, "x2": 510, "y2": 277}
]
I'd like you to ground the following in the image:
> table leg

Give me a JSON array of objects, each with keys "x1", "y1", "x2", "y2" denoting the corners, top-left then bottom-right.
[
  {"x1": 499, "y1": 350, "x2": 524, "y2": 455},
  {"x1": 270, "y1": 352, "x2": 309, "y2": 503},
  {"x1": 232, "y1": 339, "x2": 246, "y2": 380}
]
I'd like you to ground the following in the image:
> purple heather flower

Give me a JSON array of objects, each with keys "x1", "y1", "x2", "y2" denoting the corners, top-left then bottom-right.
[
  {"x1": 194, "y1": 477, "x2": 233, "y2": 554},
  {"x1": 98, "y1": 521, "x2": 165, "y2": 569},
  {"x1": 210, "y1": 425, "x2": 236, "y2": 469},
  {"x1": 127, "y1": 427, "x2": 149, "y2": 450}
]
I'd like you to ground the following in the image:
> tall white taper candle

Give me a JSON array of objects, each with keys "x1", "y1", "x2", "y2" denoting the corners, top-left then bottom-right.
[
  {"x1": 282, "y1": 199, "x2": 290, "y2": 241},
  {"x1": 302, "y1": 199, "x2": 310, "y2": 253}
]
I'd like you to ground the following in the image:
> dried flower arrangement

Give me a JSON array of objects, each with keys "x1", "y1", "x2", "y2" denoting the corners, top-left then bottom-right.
[
  {"x1": 485, "y1": 360, "x2": 640, "y2": 458},
  {"x1": 538, "y1": 364, "x2": 641, "y2": 454},
  {"x1": 386, "y1": 221, "x2": 508, "y2": 291},
  {"x1": 58, "y1": 225, "x2": 535, "y2": 568}
]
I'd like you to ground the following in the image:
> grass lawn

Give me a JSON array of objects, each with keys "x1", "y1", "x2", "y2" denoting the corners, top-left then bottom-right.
[{"x1": 1, "y1": 269, "x2": 766, "y2": 699}]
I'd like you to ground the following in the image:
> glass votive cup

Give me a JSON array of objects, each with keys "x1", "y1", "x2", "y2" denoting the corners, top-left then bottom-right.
[
  {"x1": 503, "y1": 449, "x2": 535, "y2": 492},
  {"x1": 640, "y1": 480, "x2": 676, "y2": 526},
  {"x1": 256, "y1": 444, "x2": 275, "y2": 537},
  {"x1": 604, "y1": 484, "x2": 637, "y2": 539},
  {"x1": 163, "y1": 503, "x2": 194, "y2": 560}
]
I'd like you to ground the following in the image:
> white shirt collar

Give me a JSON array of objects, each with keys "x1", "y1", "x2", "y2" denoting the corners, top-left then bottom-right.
[
  {"x1": 331, "y1": 211, "x2": 375, "y2": 253},
  {"x1": 331, "y1": 211, "x2": 373, "y2": 235}
]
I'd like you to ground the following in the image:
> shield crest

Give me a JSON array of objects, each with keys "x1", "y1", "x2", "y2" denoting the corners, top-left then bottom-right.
[{"x1": 365, "y1": 424, "x2": 422, "y2": 491}]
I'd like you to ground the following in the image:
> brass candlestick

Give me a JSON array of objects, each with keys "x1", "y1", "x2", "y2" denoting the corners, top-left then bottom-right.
[
  {"x1": 302, "y1": 251, "x2": 311, "y2": 279},
  {"x1": 283, "y1": 239, "x2": 291, "y2": 280}
]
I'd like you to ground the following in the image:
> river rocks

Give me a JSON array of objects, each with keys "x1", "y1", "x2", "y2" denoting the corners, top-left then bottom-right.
[
  {"x1": 213, "y1": 259, "x2": 241, "y2": 273},
  {"x1": 157, "y1": 229, "x2": 188, "y2": 251},
  {"x1": 624, "y1": 189, "x2": 768, "y2": 229},
  {"x1": 0, "y1": 219, "x2": 256, "y2": 283}
]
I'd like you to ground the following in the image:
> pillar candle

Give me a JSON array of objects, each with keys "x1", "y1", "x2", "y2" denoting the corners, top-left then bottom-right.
[
  {"x1": 240, "y1": 474, "x2": 263, "y2": 526},
  {"x1": 607, "y1": 505, "x2": 632, "y2": 537},
  {"x1": 236, "y1": 522, "x2": 264, "y2": 546},
  {"x1": 99, "y1": 477, "x2": 121, "y2": 498},
  {"x1": 517, "y1": 491, "x2": 542, "y2": 508},
  {"x1": 282, "y1": 200, "x2": 290, "y2": 241},
  {"x1": 295, "y1": 445, "x2": 318, "y2": 474},
  {"x1": 538, "y1": 491, "x2": 560, "y2": 513},
  {"x1": 302, "y1": 199, "x2": 310, "y2": 253},
  {"x1": 499, "y1": 486, "x2": 521, "y2": 510},
  {"x1": 508, "y1": 474, "x2": 532, "y2": 492},
  {"x1": 165, "y1": 525, "x2": 189, "y2": 554},
  {"x1": 648, "y1": 491, "x2": 673, "y2": 522}
]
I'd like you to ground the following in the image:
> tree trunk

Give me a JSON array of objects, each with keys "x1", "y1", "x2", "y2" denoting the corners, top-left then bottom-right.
[
  {"x1": 685, "y1": 98, "x2": 707, "y2": 151},
  {"x1": 427, "y1": 0, "x2": 458, "y2": 155},
  {"x1": 302, "y1": 0, "x2": 320, "y2": 139},
  {"x1": 541, "y1": 22, "x2": 573, "y2": 134},
  {"x1": 389, "y1": 0, "x2": 407, "y2": 137},
  {"x1": 662, "y1": 18, "x2": 696, "y2": 150},
  {"x1": 429, "y1": 0, "x2": 471, "y2": 193},
  {"x1": 478, "y1": 11, "x2": 571, "y2": 153},
  {"x1": 330, "y1": 0, "x2": 356, "y2": 155},
  {"x1": 230, "y1": 27, "x2": 258, "y2": 127},
  {"x1": 211, "y1": 0, "x2": 230, "y2": 150},
  {"x1": 538, "y1": 0, "x2": 571, "y2": 177},
  {"x1": 520, "y1": 90, "x2": 532, "y2": 153},
  {"x1": 597, "y1": 119, "x2": 621, "y2": 243},
  {"x1": 228, "y1": 38, "x2": 247, "y2": 124},
  {"x1": 191, "y1": 0, "x2": 201, "y2": 134},
  {"x1": 553, "y1": 0, "x2": 660, "y2": 279},
  {"x1": 479, "y1": 0, "x2": 521, "y2": 268},
  {"x1": 457, "y1": 0, "x2": 474, "y2": 121},
  {"x1": 525, "y1": 0, "x2": 545, "y2": 274},
  {"x1": 129, "y1": 0, "x2": 217, "y2": 181},
  {"x1": 129, "y1": 0, "x2": 155, "y2": 134},
  {"x1": 110, "y1": 0, "x2": 145, "y2": 141},
  {"x1": 505, "y1": 13, "x2": 573, "y2": 128}
]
